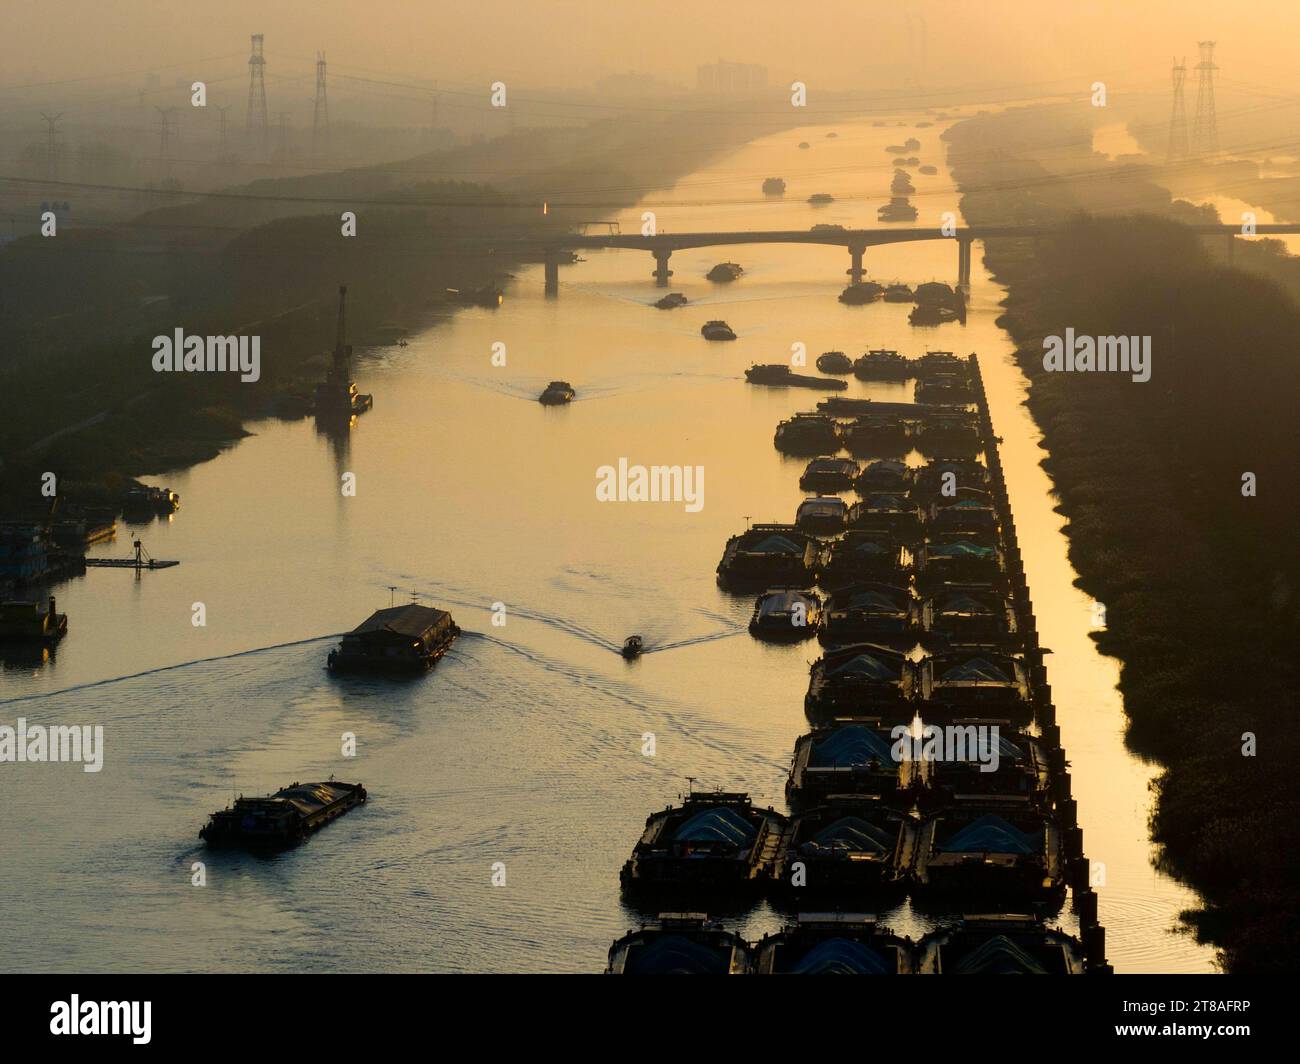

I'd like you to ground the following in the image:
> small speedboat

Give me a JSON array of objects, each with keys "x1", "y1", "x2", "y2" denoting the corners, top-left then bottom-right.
[
  {"x1": 539, "y1": 380, "x2": 576, "y2": 405},
  {"x1": 622, "y1": 635, "x2": 644, "y2": 659},
  {"x1": 701, "y1": 320, "x2": 737, "y2": 341}
]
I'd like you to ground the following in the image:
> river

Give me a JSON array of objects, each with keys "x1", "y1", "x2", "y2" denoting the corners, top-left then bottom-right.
[{"x1": 0, "y1": 117, "x2": 1217, "y2": 973}]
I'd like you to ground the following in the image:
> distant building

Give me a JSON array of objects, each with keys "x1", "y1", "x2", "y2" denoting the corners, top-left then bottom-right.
[{"x1": 696, "y1": 60, "x2": 768, "y2": 95}]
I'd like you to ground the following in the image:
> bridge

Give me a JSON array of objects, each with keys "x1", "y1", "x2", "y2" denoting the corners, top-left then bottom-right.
[{"x1": 481, "y1": 223, "x2": 1300, "y2": 296}]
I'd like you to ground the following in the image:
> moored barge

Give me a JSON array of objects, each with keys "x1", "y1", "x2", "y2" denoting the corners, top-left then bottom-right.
[
  {"x1": 716, "y1": 524, "x2": 821, "y2": 592},
  {"x1": 754, "y1": 914, "x2": 916, "y2": 974},
  {"x1": 805, "y1": 642, "x2": 915, "y2": 723},
  {"x1": 620, "y1": 792, "x2": 788, "y2": 898},
  {"x1": 917, "y1": 916, "x2": 1090, "y2": 974},
  {"x1": 606, "y1": 914, "x2": 752, "y2": 974},
  {"x1": 775, "y1": 798, "x2": 916, "y2": 899},
  {"x1": 786, "y1": 719, "x2": 914, "y2": 805},
  {"x1": 749, "y1": 587, "x2": 821, "y2": 642}
]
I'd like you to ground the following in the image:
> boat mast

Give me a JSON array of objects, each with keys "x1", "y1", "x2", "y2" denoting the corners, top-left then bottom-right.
[{"x1": 334, "y1": 284, "x2": 350, "y2": 373}]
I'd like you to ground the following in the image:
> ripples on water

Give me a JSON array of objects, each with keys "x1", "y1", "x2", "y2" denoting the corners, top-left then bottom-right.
[{"x1": 0, "y1": 118, "x2": 1217, "y2": 972}]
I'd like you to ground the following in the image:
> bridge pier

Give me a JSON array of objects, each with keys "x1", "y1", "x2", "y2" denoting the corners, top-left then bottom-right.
[
  {"x1": 543, "y1": 250, "x2": 559, "y2": 298},
  {"x1": 652, "y1": 249, "x2": 672, "y2": 287},
  {"x1": 957, "y1": 236, "x2": 972, "y2": 292},
  {"x1": 847, "y1": 244, "x2": 865, "y2": 284}
]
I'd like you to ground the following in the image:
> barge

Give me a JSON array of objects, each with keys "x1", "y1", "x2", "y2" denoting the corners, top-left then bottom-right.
[
  {"x1": 749, "y1": 587, "x2": 821, "y2": 642},
  {"x1": 805, "y1": 642, "x2": 915, "y2": 723},
  {"x1": 855, "y1": 458, "x2": 912, "y2": 494},
  {"x1": 799, "y1": 456, "x2": 859, "y2": 493},
  {"x1": 917, "y1": 916, "x2": 1089, "y2": 974},
  {"x1": 922, "y1": 586, "x2": 1019, "y2": 644},
  {"x1": 912, "y1": 798, "x2": 1066, "y2": 905},
  {"x1": 919, "y1": 649, "x2": 1032, "y2": 724},
  {"x1": 821, "y1": 531, "x2": 909, "y2": 587},
  {"x1": 199, "y1": 779, "x2": 367, "y2": 848},
  {"x1": 774, "y1": 413, "x2": 841, "y2": 455},
  {"x1": 753, "y1": 914, "x2": 916, "y2": 974},
  {"x1": 745, "y1": 364, "x2": 847, "y2": 390},
  {"x1": 819, "y1": 581, "x2": 916, "y2": 644},
  {"x1": 606, "y1": 914, "x2": 753, "y2": 974},
  {"x1": 620, "y1": 792, "x2": 788, "y2": 898},
  {"x1": 916, "y1": 722, "x2": 1051, "y2": 809},
  {"x1": 654, "y1": 292, "x2": 687, "y2": 309},
  {"x1": 775, "y1": 798, "x2": 916, "y2": 899},
  {"x1": 838, "y1": 280, "x2": 884, "y2": 305},
  {"x1": 848, "y1": 492, "x2": 920, "y2": 540},
  {"x1": 795, "y1": 495, "x2": 849, "y2": 535},
  {"x1": 716, "y1": 524, "x2": 821, "y2": 592},
  {"x1": 122, "y1": 486, "x2": 180, "y2": 518},
  {"x1": 761, "y1": 177, "x2": 787, "y2": 196},
  {"x1": 786, "y1": 719, "x2": 915, "y2": 805},
  {"x1": 853, "y1": 348, "x2": 909, "y2": 379},
  {"x1": 327, "y1": 604, "x2": 460, "y2": 674}
]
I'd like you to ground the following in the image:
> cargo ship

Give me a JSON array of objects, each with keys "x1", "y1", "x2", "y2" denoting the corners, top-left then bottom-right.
[
  {"x1": 761, "y1": 177, "x2": 786, "y2": 196},
  {"x1": 199, "y1": 779, "x2": 367, "y2": 848},
  {"x1": 706, "y1": 262, "x2": 744, "y2": 283},
  {"x1": 327, "y1": 604, "x2": 460, "y2": 674},
  {"x1": 798, "y1": 456, "x2": 859, "y2": 493},
  {"x1": 748, "y1": 587, "x2": 821, "y2": 642}
]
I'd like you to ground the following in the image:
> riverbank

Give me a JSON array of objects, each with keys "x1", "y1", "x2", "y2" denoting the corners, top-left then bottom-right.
[
  {"x1": 0, "y1": 107, "x2": 801, "y2": 514},
  {"x1": 946, "y1": 106, "x2": 1300, "y2": 972}
]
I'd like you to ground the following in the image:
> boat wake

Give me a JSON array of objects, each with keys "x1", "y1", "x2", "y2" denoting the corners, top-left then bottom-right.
[{"x1": 0, "y1": 634, "x2": 341, "y2": 706}]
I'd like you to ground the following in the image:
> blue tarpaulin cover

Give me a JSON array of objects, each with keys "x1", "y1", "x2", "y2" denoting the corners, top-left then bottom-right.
[
  {"x1": 806, "y1": 815, "x2": 895, "y2": 854},
  {"x1": 828, "y1": 653, "x2": 899, "y2": 680},
  {"x1": 672, "y1": 806, "x2": 758, "y2": 846},
  {"x1": 790, "y1": 937, "x2": 893, "y2": 974},
  {"x1": 932, "y1": 541, "x2": 993, "y2": 557},
  {"x1": 942, "y1": 657, "x2": 1009, "y2": 682},
  {"x1": 810, "y1": 725, "x2": 895, "y2": 768},
  {"x1": 951, "y1": 935, "x2": 1049, "y2": 975},
  {"x1": 940, "y1": 814, "x2": 1041, "y2": 854},
  {"x1": 751, "y1": 535, "x2": 803, "y2": 555},
  {"x1": 627, "y1": 935, "x2": 729, "y2": 975}
]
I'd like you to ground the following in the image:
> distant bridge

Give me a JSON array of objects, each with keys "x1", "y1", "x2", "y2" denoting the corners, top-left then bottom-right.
[{"x1": 472, "y1": 223, "x2": 1300, "y2": 296}]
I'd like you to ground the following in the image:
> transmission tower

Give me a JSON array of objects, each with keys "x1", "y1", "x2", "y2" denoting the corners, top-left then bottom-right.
[
  {"x1": 312, "y1": 52, "x2": 329, "y2": 157},
  {"x1": 1167, "y1": 57, "x2": 1189, "y2": 162},
  {"x1": 1191, "y1": 40, "x2": 1218, "y2": 157},
  {"x1": 39, "y1": 112, "x2": 63, "y2": 182},
  {"x1": 246, "y1": 33, "x2": 269, "y2": 152},
  {"x1": 216, "y1": 104, "x2": 230, "y2": 154},
  {"x1": 155, "y1": 107, "x2": 175, "y2": 177}
]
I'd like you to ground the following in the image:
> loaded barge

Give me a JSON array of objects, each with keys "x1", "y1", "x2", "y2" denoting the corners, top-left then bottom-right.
[
  {"x1": 608, "y1": 352, "x2": 1111, "y2": 972},
  {"x1": 199, "y1": 780, "x2": 367, "y2": 848},
  {"x1": 327, "y1": 604, "x2": 460, "y2": 674}
]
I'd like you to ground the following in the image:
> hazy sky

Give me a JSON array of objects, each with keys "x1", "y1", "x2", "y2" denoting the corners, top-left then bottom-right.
[{"x1": 5, "y1": 0, "x2": 1299, "y2": 100}]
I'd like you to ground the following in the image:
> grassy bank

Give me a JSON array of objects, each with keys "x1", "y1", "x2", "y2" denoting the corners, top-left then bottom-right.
[
  {"x1": 1, "y1": 108, "x2": 798, "y2": 512},
  {"x1": 946, "y1": 107, "x2": 1300, "y2": 972}
]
